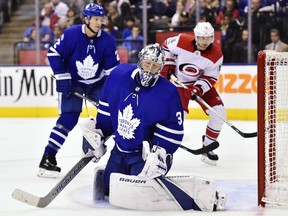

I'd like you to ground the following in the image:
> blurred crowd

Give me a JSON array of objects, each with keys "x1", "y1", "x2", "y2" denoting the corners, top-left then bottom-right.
[
  {"x1": 0, "y1": 0, "x2": 21, "y2": 29},
  {"x1": 14, "y1": 0, "x2": 288, "y2": 63}
]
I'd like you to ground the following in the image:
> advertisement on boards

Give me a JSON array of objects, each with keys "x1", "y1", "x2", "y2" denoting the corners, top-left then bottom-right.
[{"x1": 0, "y1": 65, "x2": 257, "y2": 119}]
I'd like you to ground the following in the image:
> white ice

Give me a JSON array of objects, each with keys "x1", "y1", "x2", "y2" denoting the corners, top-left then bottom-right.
[{"x1": 1, "y1": 118, "x2": 288, "y2": 216}]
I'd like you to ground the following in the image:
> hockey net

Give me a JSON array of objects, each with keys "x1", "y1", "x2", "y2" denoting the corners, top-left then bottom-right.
[{"x1": 257, "y1": 50, "x2": 288, "y2": 207}]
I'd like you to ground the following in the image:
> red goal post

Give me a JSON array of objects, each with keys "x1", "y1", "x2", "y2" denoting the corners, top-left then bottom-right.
[{"x1": 257, "y1": 50, "x2": 288, "y2": 207}]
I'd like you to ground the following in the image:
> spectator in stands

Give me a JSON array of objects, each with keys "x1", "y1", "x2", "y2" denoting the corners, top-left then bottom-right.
[
  {"x1": 215, "y1": 0, "x2": 239, "y2": 26},
  {"x1": 223, "y1": 14, "x2": 247, "y2": 63},
  {"x1": 66, "y1": 0, "x2": 84, "y2": 18},
  {"x1": 149, "y1": 0, "x2": 176, "y2": 31},
  {"x1": 184, "y1": 0, "x2": 195, "y2": 17},
  {"x1": 178, "y1": 11, "x2": 194, "y2": 29},
  {"x1": 106, "y1": 1, "x2": 125, "y2": 32},
  {"x1": 170, "y1": 0, "x2": 186, "y2": 27},
  {"x1": 118, "y1": 0, "x2": 133, "y2": 20},
  {"x1": 207, "y1": 0, "x2": 220, "y2": 16},
  {"x1": 242, "y1": 0, "x2": 266, "y2": 50},
  {"x1": 52, "y1": 24, "x2": 64, "y2": 42},
  {"x1": 103, "y1": 16, "x2": 120, "y2": 39},
  {"x1": 265, "y1": 28, "x2": 288, "y2": 52},
  {"x1": 49, "y1": 0, "x2": 69, "y2": 18},
  {"x1": 23, "y1": 24, "x2": 52, "y2": 43},
  {"x1": 65, "y1": 7, "x2": 82, "y2": 28},
  {"x1": 152, "y1": 0, "x2": 176, "y2": 21},
  {"x1": 121, "y1": 16, "x2": 135, "y2": 40},
  {"x1": 56, "y1": 17, "x2": 68, "y2": 30},
  {"x1": 123, "y1": 25, "x2": 144, "y2": 63},
  {"x1": 219, "y1": 13, "x2": 232, "y2": 43},
  {"x1": 231, "y1": 29, "x2": 257, "y2": 63},
  {"x1": 20, "y1": 27, "x2": 52, "y2": 51},
  {"x1": 198, "y1": 0, "x2": 216, "y2": 26},
  {"x1": 40, "y1": 2, "x2": 60, "y2": 31}
]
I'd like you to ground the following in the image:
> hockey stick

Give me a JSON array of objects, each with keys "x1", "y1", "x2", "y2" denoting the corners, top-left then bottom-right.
[
  {"x1": 179, "y1": 141, "x2": 219, "y2": 155},
  {"x1": 171, "y1": 75, "x2": 257, "y2": 138},
  {"x1": 50, "y1": 74, "x2": 98, "y2": 107},
  {"x1": 73, "y1": 92, "x2": 98, "y2": 107},
  {"x1": 12, "y1": 156, "x2": 94, "y2": 208},
  {"x1": 73, "y1": 93, "x2": 215, "y2": 155}
]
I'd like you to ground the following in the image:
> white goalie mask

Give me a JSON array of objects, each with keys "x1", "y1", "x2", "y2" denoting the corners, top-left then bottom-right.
[
  {"x1": 194, "y1": 22, "x2": 214, "y2": 46},
  {"x1": 137, "y1": 44, "x2": 165, "y2": 87}
]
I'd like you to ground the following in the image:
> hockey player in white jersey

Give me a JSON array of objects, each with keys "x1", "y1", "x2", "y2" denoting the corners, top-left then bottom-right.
[
  {"x1": 80, "y1": 43, "x2": 226, "y2": 211},
  {"x1": 37, "y1": 3, "x2": 120, "y2": 178},
  {"x1": 160, "y1": 22, "x2": 225, "y2": 166}
]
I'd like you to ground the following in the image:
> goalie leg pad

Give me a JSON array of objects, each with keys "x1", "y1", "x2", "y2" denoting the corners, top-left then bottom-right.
[
  {"x1": 167, "y1": 175, "x2": 218, "y2": 211},
  {"x1": 109, "y1": 173, "x2": 182, "y2": 210},
  {"x1": 109, "y1": 173, "x2": 225, "y2": 211}
]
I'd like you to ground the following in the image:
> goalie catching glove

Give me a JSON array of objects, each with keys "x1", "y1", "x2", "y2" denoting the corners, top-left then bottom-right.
[
  {"x1": 79, "y1": 117, "x2": 107, "y2": 162},
  {"x1": 138, "y1": 141, "x2": 172, "y2": 179}
]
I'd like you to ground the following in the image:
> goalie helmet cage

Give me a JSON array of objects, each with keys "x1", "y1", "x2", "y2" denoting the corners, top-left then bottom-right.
[{"x1": 257, "y1": 50, "x2": 288, "y2": 207}]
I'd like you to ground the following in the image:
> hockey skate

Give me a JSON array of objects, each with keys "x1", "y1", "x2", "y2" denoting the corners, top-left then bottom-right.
[
  {"x1": 213, "y1": 192, "x2": 227, "y2": 211},
  {"x1": 201, "y1": 136, "x2": 219, "y2": 166},
  {"x1": 38, "y1": 153, "x2": 61, "y2": 178}
]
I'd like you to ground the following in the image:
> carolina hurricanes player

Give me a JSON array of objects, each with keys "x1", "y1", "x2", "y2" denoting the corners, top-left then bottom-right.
[{"x1": 161, "y1": 22, "x2": 225, "y2": 165}]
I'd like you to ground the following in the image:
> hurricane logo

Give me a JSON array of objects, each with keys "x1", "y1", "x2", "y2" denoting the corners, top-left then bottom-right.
[{"x1": 179, "y1": 63, "x2": 202, "y2": 77}]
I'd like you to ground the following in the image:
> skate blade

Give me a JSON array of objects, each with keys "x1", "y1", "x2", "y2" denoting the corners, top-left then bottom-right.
[
  {"x1": 201, "y1": 155, "x2": 217, "y2": 166},
  {"x1": 37, "y1": 168, "x2": 60, "y2": 178}
]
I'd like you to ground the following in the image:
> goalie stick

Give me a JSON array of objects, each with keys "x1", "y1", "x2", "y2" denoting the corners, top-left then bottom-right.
[
  {"x1": 12, "y1": 156, "x2": 94, "y2": 208},
  {"x1": 73, "y1": 92, "x2": 218, "y2": 155},
  {"x1": 170, "y1": 75, "x2": 257, "y2": 138}
]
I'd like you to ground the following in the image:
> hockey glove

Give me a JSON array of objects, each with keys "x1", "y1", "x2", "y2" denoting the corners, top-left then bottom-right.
[
  {"x1": 80, "y1": 117, "x2": 107, "y2": 162},
  {"x1": 160, "y1": 65, "x2": 176, "y2": 80},
  {"x1": 184, "y1": 85, "x2": 203, "y2": 100},
  {"x1": 54, "y1": 73, "x2": 72, "y2": 97},
  {"x1": 138, "y1": 143, "x2": 172, "y2": 179}
]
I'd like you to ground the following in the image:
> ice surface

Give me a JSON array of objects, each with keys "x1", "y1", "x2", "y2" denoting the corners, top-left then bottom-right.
[{"x1": 1, "y1": 118, "x2": 287, "y2": 216}]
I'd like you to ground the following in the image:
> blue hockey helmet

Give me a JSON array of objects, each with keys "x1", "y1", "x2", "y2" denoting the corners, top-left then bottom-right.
[
  {"x1": 137, "y1": 43, "x2": 165, "y2": 87},
  {"x1": 83, "y1": 3, "x2": 105, "y2": 18}
]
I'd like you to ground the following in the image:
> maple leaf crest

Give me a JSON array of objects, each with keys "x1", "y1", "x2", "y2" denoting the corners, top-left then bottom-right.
[
  {"x1": 76, "y1": 55, "x2": 99, "y2": 79},
  {"x1": 117, "y1": 104, "x2": 140, "y2": 139}
]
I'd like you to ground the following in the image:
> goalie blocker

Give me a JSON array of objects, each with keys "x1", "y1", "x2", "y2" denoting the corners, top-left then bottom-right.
[{"x1": 94, "y1": 172, "x2": 226, "y2": 211}]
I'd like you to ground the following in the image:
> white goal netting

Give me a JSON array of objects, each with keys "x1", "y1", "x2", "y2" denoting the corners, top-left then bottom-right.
[{"x1": 260, "y1": 50, "x2": 288, "y2": 206}]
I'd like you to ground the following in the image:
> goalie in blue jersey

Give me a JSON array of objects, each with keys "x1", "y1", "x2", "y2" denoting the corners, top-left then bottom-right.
[
  {"x1": 81, "y1": 43, "x2": 184, "y2": 189},
  {"x1": 80, "y1": 44, "x2": 226, "y2": 211},
  {"x1": 37, "y1": 3, "x2": 120, "y2": 178}
]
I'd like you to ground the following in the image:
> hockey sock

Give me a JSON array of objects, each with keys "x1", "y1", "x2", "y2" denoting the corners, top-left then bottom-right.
[{"x1": 45, "y1": 124, "x2": 70, "y2": 156}]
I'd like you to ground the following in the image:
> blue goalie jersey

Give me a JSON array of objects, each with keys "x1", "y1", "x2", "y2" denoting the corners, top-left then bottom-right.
[
  {"x1": 47, "y1": 24, "x2": 120, "y2": 85},
  {"x1": 96, "y1": 64, "x2": 184, "y2": 154}
]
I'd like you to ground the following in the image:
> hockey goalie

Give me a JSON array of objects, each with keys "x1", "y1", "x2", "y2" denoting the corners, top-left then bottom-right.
[
  {"x1": 81, "y1": 117, "x2": 226, "y2": 212},
  {"x1": 79, "y1": 43, "x2": 227, "y2": 211}
]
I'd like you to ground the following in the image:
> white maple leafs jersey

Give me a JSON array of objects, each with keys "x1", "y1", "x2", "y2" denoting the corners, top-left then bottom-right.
[
  {"x1": 47, "y1": 24, "x2": 120, "y2": 85},
  {"x1": 96, "y1": 64, "x2": 184, "y2": 154},
  {"x1": 163, "y1": 33, "x2": 223, "y2": 94}
]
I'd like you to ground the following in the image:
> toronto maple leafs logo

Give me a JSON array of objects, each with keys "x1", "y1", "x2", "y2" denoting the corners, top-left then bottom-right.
[
  {"x1": 76, "y1": 55, "x2": 99, "y2": 79},
  {"x1": 117, "y1": 104, "x2": 140, "y2": 139}
]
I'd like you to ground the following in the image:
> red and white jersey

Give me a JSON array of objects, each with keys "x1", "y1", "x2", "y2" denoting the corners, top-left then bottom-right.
[{"x1": 162, "y1": 33, "x2": 223, "y2": 94}]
